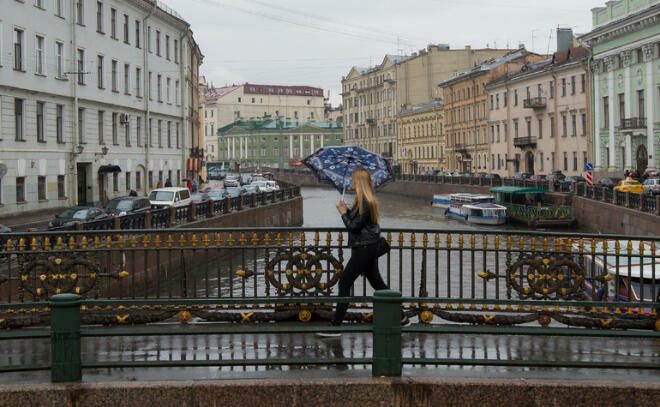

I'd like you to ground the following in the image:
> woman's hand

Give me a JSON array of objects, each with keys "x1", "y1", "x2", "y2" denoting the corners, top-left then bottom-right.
[{"x1": 336, "y1": 200, "x2": 348, "y2": 215}]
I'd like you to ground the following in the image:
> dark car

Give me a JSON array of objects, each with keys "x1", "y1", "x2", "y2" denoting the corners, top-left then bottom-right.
[
  {"x1": 104, "y1": 197, "x2": 151, "y2": 216},
  {"x1": 598, "y1": 177, "x2": 623, "y2": 189},
  {"x1": 225, "y1": 187, "x2": 248, "y2": 198},
  {"x1": 424, "y1": 170, "x2": 438, "y2": 176},
  {"x1": 205, "y1": 188, "x2": 229, "y2": 201},
  {"x1": 191, "y1": 192, "x2": 210, "y2": 204},
  {"x1": 484, "y1": 173, "x2": 501, "y2": 179},
  {"x1": 562, "y1": 176, "x2": 587, "y2": 184},
  {"x1": 474, "y1": 172, "x2": 488, "y2": 178},
  {"x1": 545, "y1": 171, "x2": 566, "y2": 182},
  {"x1": 48, "y1": 207, "x2": 108, "y2": 229},
  {"x1": 513, "y1": 172, "x2": 532, "y2": 180}
]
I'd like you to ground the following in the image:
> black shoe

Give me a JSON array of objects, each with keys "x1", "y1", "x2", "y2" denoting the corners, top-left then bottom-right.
[{"x1": 401, "y1": 317, "x2": 411, "y2": 327}]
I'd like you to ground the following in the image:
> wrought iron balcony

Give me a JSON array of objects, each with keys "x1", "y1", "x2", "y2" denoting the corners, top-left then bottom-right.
[
  {"x1": 523, "y1": 97, "x2": 547, "y2": 109},
  {"x1": 513, "y1": 136, "x2": 537, "y2": 148},
  {"x1": 620, "y1": 117, "x2": 646, "y2": 130}
]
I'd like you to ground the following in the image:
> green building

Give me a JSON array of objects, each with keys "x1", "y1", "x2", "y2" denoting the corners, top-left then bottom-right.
[
  {"x1": 580, "y1": 0, "x2": 660, "y2": 176},
  {"x1": 217, "y1": 119, "x2": 344, "y2": 169}
]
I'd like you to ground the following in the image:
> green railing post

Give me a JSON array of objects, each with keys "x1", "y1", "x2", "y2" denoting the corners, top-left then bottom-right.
[
  {"x1": 372, "y1": 289, "x2": 402, "y2": 377},
  {"x1": 50, "y1": 294, "x2": 82, "y2": 382}
]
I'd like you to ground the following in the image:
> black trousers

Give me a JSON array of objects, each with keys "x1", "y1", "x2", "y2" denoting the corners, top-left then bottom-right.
[{"x1": 332, "y1": 244, "x2": 387, "y2": 325}]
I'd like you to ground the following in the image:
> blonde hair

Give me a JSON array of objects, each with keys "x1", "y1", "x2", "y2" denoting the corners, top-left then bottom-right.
[{"x1": 352, "y1": 168, "x2": 379, "y2": 224}]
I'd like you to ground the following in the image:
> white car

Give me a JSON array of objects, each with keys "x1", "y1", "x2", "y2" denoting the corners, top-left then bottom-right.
[
  {"x1": 642, "y1": 178, "x2": 660, "y2": 195},
  {"x1": 266, "y1": 181, "x2": 280, "y2": 191},
  {"x1": 250, "y1": 181, "x2": 272, "y2": 193},
  {"x1": 148, "y1": 187, "x2": 192, "y2": 208}
]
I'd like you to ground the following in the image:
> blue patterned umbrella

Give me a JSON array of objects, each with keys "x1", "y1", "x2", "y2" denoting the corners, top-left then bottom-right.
[{"x1": 303, "y1": 146, "x2": 393, "y2": 195}]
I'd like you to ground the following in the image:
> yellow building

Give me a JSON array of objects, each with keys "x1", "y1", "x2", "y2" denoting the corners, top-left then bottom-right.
[{"x1": 396, "y1": 102, "x2": 444, "y2": 174}]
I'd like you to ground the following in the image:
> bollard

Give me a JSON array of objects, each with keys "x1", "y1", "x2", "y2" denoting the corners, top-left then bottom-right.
[
  {"x1": 144, "y1": 211, "x2": 152, "y2": 229},
  {"x1": 169, "y1": 206, "x2": 176, "y2": 227},
  {"x1": 50, "y1": 294, "x2": 82, "y2": 382},
  {"x1": 112, "y1": 215, "x2": 121, "y2": 230},
  {"x1": 625, "y1": 191, "x2": 631, "y2": 208},
  {"x1": 372, "y1": 289, "x2": 402, "y2": 377},
  {"x1": 223, "y1": 197, "x2": 230, "y2": 214},
  {"x1": 190, "y1": 202, "x2": 197, "y2": 221},
  {"x1": 238, "y1": 195, "x2": 244, "y2": 210},
  {"x1": 207, "y1": 199, "x2": 214, "y2": 218},
  {"x1": 251, "y1": 193, "x2": 257, "y2": 208}
]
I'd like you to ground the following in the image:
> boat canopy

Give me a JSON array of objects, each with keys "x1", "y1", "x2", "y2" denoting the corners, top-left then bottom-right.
[{"x1": 489, "y1": 186, "x2": 549, "y2": 194}]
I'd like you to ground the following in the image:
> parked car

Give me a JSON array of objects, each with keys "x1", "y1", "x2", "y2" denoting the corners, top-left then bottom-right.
[
  {"x1": 243, "y1": 185, "x2": 259, "y2": 195},
  {"x1": 451, "y1": 172, "x2": 461, "y2": 177},
  {"x1": 224, "y1": 177, "x2": 241, "y2": 187},
  {"x1": 545, "y1": 171, "x2": 566, "y2": 183},
  {"x1": 440, "y1": 172, "x2": 454, "y2": 177},
  {"x1": 473, "y1": 172, "x2": 488, "y2": 178},
  {"x1": 642, "y1": 178, "x2": 660, "y2": 195},
  {"x1": 191, "y1": 192, "x2": 210, "y2": 204},
  {"x1": 559, "y1": 176, "x2": 586, "y2": 189},
  {"x1": 483, "y1": 173, "x2": 501, "y2": 179},
  {"x1": 225, "y1": 187, "x2": 248, "y2": 198},
  {"x1": 513, "y1": 172, "x2": 532, "y2": 180},
  {"x1": 207, "y1": 169, "x2": 225, "y2": 180},
  {"x1": 266, "y1": 181, "x2": 280, "y2": 191},
  {"x1": 597, "y1": 177, "x2": 622, "y2": 189},
  {"x1": 424, "y1": 170, "x2": 438, "y2": 176},
  {"x1": 104, "y1": 196, "x2": 152, "y2": 216},
  {"x1": 613, "y1": 180, "x2": 644, "y2": 194},
  {"x1": 48, "y1": 207, "x2": 109, "y2": 229},
  {"x1": 250, "y1": 180, "x2": 272, "y2": 192},
  {"x1": 0, "y1": 224, "x2": 12, "y2": 233},
  {"x1": 528, "y1": 174, "x2": 545, "y2": 182},
  {"x1": 205, "y1": 188, "x2": 229, "y2": 201},
  {"x1": 148, "y1": 187, "x2": 192, "y2": 208}
]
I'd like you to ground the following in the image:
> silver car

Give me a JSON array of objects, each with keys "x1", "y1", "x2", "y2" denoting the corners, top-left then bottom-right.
[{"x1": 642, "y1": 178, "x2": 660, "y2": 195}]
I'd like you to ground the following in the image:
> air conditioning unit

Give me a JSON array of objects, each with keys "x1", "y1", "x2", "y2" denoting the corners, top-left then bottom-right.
[{"x1": 119, "y1": 113, "x2": 129, "y2": 124}]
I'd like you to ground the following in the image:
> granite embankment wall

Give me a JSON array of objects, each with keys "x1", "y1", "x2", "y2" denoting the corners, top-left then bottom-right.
[
  {"x1": 1, "y1": 377, "x2": 658, "y2": 407},
  {"x1": 272, "y1": 171, "x2": 659, "y2": 235}
]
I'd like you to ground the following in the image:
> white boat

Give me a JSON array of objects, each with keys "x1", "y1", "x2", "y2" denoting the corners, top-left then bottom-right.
[
  {"x1": 445, "y1": 194, "x2": 508, "y2": 225},
  {"x1": 431, "y1": 194, "x2": 452, "y2": 209}
]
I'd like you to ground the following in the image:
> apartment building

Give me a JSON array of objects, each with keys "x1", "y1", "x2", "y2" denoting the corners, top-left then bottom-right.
[
  {"x1": 440, "y1": 50, "x2": 548, "y2": 172},
  {"x1": 396, "y1": 101, "x2": 444, "y2": 174},
  {"x1": 0, "y1": 0, "x2": 202, "y2": 216},
  {"x1": 580, "y1": 0, "x2": 660, "y2": 177},
  {"x1": 486, "y1": 37, "x2": 591, "y2": 177}
]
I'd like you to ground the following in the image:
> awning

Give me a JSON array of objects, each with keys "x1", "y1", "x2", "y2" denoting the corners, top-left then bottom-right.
[
  {"x1": 98, "y1": 165, "x2": 122, "y2": 173},
  {"x1": 489, "y1": 186, "x2": 550, "y2": 194},
  {"x1": 187, "y1": 158, "x2": 202, "y2": 171}
]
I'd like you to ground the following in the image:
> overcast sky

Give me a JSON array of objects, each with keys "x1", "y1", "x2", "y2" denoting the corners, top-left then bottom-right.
[{"x1": 165, "y1": 0, "x2": 606, "y2": 106}]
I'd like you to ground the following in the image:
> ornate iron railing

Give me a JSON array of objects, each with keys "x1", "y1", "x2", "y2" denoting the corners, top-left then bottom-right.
[
  {"x1": 643, "y1": 194, "x2": 657, "y2": 213},
  {"x1": 604, "y1": 188, "x2": 613, "y2": 202},
  {"x1": 502, "y1": 203, "x2": 573, "y2": 220},
  {"x1": 614, "y1": 190, "x2": 625, "y2": 206}
]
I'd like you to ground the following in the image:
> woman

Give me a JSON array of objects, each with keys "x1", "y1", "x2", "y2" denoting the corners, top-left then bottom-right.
[{"x1": 317, "y1": 169, "x2": 409, "y2": 337}]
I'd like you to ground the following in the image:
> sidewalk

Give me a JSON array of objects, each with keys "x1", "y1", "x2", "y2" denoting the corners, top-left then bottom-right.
[{"x1": 0, "y1": 207, "x2": 63, "y2": 231}]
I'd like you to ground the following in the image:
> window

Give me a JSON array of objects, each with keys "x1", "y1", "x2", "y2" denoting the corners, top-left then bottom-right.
[
  {"x1": 489, "y1": 95, "x2": 493, "y2": 110},
  {"x1": 562, "y1": 115, "x2": 567, "y2": 137},
  {"x1": 513, "y1": 90, "x2": 518, "y2": 106},
  {"x1": 14, "y1": 99, "x2": 24, "y2": 141},
  {"x1": 549, "y1": 81, "x2": 554, "y2": 98},
  {"x1": 148, "y1": 171, "x2": 153, "y2": 188},
  {"x1": 35, "y1": 35, "x2": 44, "y2": 74},
  {"x1": 16, "y1": 177, "x2": 25, "y2": 203},
  {"x1": 174, "y1": 39, "x2": 178, "y2": 63},
  {"x1": 56, "y1": 42, "x2": 64, "y2": 78},
  {"x1": 157, "y1": 120, "x2": 162, "y2": 147},
  {"x1": 78, "y1": 108, "x2": 85, "y2": 143},
  {"x1": 135, "y1": 67, "x2": 142, "y2": 97},
  {"x1": 583, "y1": 152, "x2": 588, "y2": 169},
  {"x1": 38, "y1": 176, "x2": 46, "y2": 200},
  {"x1": 14, "y1": 29, "x2": 24, "y2": 71},
  {"x1": 136, "y1": 171, "x2": 141, "y2": 190},
  {"x1": 551, "y1": 152, "x2": 555, "y2": 171},
  {"x1": 570, "y1": 76, "x2": 576, "y2": 95},
  {"x1": 166, "y1": 77, "x2": 171, "y2": 102},
  {"x1": 110, "y1": 8, "x2": 117, "y2": 39},
  {"x1": 550, "y1": 116, "x2": 555, "y2": 138},
  {"x1": 637, "y1": 90, "x2": 645, "y2": 118},
  {"x1": 124, "y1": 63, "x2": 130, "y2": 94},
  {"x1": 97, "y1": 55, "x2": 104, "y2": 88},
  {"x1": 112, "y1": 112, "x2": 118, "y2": 144},
  {"x1": 539, "y1": 152, "x2": 544, "y2": 171},
  {"x1": 537, "y1": 83, "x2": 542, "y2": 97},
  {"x1": 561, "y1": 78, "x2": 566, "y2": 97},
  {"x1": 98, "y1": 110, "x2": 104, "y2": 144},
  {"x1": 76, "y1": 49, "x2": 85, "y2": 85},
  {"x1": 167, "y1": 121, "x2": 171, "y2": 147},
  {"x1": 148, "y1": 71, "x2": 153, "y2": 99},
  {"x1": 573, "y1": 152, "x2": 578, "y2": 171},
  {"x1": 156, "y1": 30, "x2": 161, "y2": 56},
  {"x1": 176, "y1": 122, "x2": 180, "y2": 147},
  {"x1": 123, "y1": 14, "x2": 129, "y2": 43},
  {"x1": 147, "y1": 26, "x2": 151, "y2": 52},
  {"x1": 514, "y1": 121, "x2": 519, "y2": 139},
  {"x1": 96, "y1": 1, "x2": 103, "y2": 32},
  {"x1": 525, "y1": 86, "x2": 530, "y2": 100},
  {"x1": 526, "y1": 120, "x2": 531, "y2": 137},
  {"x1": 136, "y1": 117, "x2": 142, "y2": 146},
  {"x1": 111, "y1": 60, "x2": 118, "y2": 91},
  {"x1": 56, "y1": 105, "x2": 64, "y2": 143},
  {"x1": 36, "y1": 102, "x2": 45, "y2": 142},
  {"x1": 125, "y1": 172, "x2": 131, "y2": 191},
  {"x1": 538, "y1": 119, "x2": 543, "y2": 139},
  {"x1": 157, "y1": 74, "x2": 162, "y2": 101},
  {"x1": 563, "y1": 152, "x2": 568, "y2": 171},
  {"x1": 58, "y1": 175, "x2": 65, "y2": 199},
  {"x1": 113, "y1": 172, "x2": 119, "y2": 192},
  {"x1": 135, "y1": 20, "x2": 141, "y2": 48},
  {"x1": 76, "y1": 0, "x2": 84, "y2": 24},
  {"x1": 495, "y1": 94, "x2": 499, "y2": 109},
  {"x1": 55, "y1": 0, "x2": 63, "y2": 17},
  {"x1": 175, "y1": 80, "x2": 179, "y2": 104},
  {"x1": 571, "y1": 114, "x2": 577, "y2": 137},
  {"x1": 603, "y1": 97, "x2": 609, "y2": 128},
  {"x1": 580, "y1": 74, "x2": 585, "y2": 93},
  {"x1": 148, "y1": 119, "x2": 152, "y2": 146},
  {"x1": 165, "y1": 35, "x2": 170, "y2": 60},
  {"x1": 124, "y1": 116, "x2": 130, "y2": 146},
  {"x1": 581, "y1": 113, "x2": 586, "y2": 136},
  {"x1": 503, "y1": 91, "x2": 507, "y2": 107}
]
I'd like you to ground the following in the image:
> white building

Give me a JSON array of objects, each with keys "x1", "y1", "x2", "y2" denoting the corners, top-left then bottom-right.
[{"x1": 0, "y1": 0, "x2": 202, "y2": 218}]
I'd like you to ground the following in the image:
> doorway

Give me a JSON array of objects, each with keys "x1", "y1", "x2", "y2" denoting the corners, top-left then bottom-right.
[
  {"x1": 97, "y1": 173, "x2": 107, "y2": 207},
  {"x1": 636, "y1": 144, "x2": 648, "y2": 175},
  {"x1": 526, "y1": 151, "x2": 535, "y2": 174},
  {"x1": 76, "y1": 163, "x2": 89, "y2": 206}
]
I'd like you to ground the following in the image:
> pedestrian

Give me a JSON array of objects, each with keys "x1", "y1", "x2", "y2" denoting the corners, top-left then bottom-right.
[
  {"x1": 192, "y1": 178, "x2": 198, "y2": 192},
  {"x1": 624, "y1": 169, "x2": 630, "y2": 179},
  {"x1": 186, "y1": 179, "x2": 192, "y2": 191},
  {"x1": 129, "y1": 189, "x2": 137, "y2": 197},
  {"x1": 316, "y1": 168, "x2": 409, "y2": 338},
  {"x1": 156, "y1": 180, "x2": 163, "y2": 189},
  {"x1": 165, "y1": 178, "x2": 172, "y2": 188}
]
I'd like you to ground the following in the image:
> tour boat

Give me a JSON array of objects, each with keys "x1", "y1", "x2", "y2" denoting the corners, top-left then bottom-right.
[
  {"x1": 445, "y1": 194, "x2": 508, "y2": 225},
  {"x1": 490, "y1": 186, "x2": 575, "y2": 227},
  {"x1": 431, "y1": 194, "x2": 452, "y2": 209}
]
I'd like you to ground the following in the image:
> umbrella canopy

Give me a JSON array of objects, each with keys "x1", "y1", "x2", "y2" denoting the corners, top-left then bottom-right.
[{"x1": 303, "y1": 146, "x2": 393, "y2": 194}]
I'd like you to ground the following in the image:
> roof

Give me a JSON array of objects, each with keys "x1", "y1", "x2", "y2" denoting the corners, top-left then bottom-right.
[
  {"x1": 439, "y1": 49, "x2": 530, "y2": 87},
  {"x1": 397, "y1": 101, "x2": 444, "y2": 116},
  {"x1": 489, "y1": 187, "x2": 550, "y2": 194},
  {"x1": 204, "y1": 85, "x2": 241, "y2": 102},
  {"x1": 243, "y1": 83, "x2": 324, "y2": 97}
]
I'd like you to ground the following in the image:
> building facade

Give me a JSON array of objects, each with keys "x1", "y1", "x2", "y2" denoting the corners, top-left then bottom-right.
[
  {"x1": 341, "y1": 47, "x2": 513, "y2": 165},
  {"x1": 0, "y1": 0, "x2": 201, "y2": 217},
  {"x1": 396, "y1": 102, "x2": 444, "y2": 174},
  {"x1": 203, "y1": 83, "x2": 326, "y2": 140},
  {"x1": 440, "y1": 50, "x2": 548, "y2": 172},
  {"x1": 580, "y1": 0, "x2": 660, "y2": 177},
  {"x1": 486, "y1": 44, "x2": 591, "y2": 177},
  {"x1": 217, "y1": 120, "x2": 343, "y2": 169}
]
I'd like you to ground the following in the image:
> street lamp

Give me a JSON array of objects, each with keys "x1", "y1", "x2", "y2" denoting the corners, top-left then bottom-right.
[
  {"x1": 74, "y1": 145, "x2": 84, "y2": 155},
  {"x1": 95, "y1": 146, "x2": 109, "y2": 157}
]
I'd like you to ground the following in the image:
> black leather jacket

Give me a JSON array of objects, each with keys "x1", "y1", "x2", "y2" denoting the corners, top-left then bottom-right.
[{"x1": 341, "y1": 201, "x2": 381, "y2": 248}]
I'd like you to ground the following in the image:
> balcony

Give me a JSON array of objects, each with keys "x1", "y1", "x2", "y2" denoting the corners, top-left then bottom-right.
[
  {"x1": 366, "y1": 118, "x2": 376, "y2": 126},
  {"x1": 513, "y1": 137, "x2": 537, "y2": 148},
  {"x1": 523, "y1": 97, "x2": 546, "y2": 109},
  {"x1": 454, "y1": 143, "x2": 468, "y2": 154},
  {"x1": 620, "y1": 117, "x2": 646, "y2": 130}
]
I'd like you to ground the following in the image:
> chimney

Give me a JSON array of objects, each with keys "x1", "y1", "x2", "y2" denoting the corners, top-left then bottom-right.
[{"x1": 557, "y1": 28, "x2": 573, "y2": 53}]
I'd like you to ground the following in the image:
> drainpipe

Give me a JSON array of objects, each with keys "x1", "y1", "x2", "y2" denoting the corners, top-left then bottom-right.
[
  {"x1": 142, "y1": 2, "x2": 157, "y2": 194},
  {"x1": 69, "y1": 0, "x2": 78, "y2": 207},
  {"x1": 179, "y1": 27, "x2": 191, "y2": 183}
]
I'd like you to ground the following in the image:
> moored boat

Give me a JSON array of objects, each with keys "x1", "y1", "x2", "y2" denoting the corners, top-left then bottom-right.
[
  {"x1": 431, "y1": 194, "x2": 452, "y2": 209},
  {"x1": 445, "y1": 194, "x2": 508, "y2": 225},
  {"x1": 489, "y1": 186, "x2": 575, "y2": 227}
]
